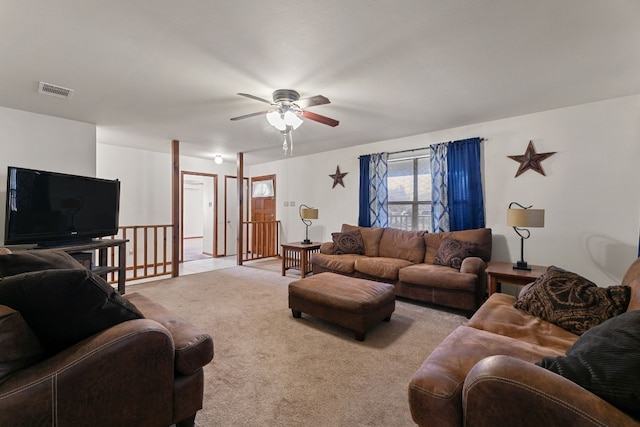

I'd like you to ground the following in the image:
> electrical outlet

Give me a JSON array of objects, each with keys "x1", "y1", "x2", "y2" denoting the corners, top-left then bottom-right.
[
  {"x1": 284, "y1": 201, "x2": 289, "y2": 207},
  {"x1": 290, "y1": 201, "x2": 295, "y2": 207}
]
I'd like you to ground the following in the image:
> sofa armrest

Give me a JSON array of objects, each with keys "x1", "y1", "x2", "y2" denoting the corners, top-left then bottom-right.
[
  {"x1": 459, "y1": 256, "x2": 486, "y2": 276},
  {"x1": 320, "y1": 242, "x2": 335, "y2": 254},
  {"x1": 0, "y1": 319, "x2": 175, "y2": 426},
  {"x1": 463, "y1": 355, "x2": 639, "y2": 427}
]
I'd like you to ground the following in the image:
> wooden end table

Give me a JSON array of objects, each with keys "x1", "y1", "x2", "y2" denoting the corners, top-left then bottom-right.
[
  {"x1": 486, "y1": 261, "x2": 547, "y2": 295},
  {"x1": 281, "y1": 242, "x2": 322, "y2": 278}
]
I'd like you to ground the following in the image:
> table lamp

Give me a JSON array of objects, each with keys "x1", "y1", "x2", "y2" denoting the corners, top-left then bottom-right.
[
  {"x1": 299, "y1": 204, "x2": 318, "y2": 244},
  {"x1": 507, "y1": 202, "x2": 544, "y2": 270}
]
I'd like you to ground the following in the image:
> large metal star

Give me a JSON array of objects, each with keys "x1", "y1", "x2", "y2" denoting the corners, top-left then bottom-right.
[
  {"x1": 508, "y1": 141, "x2": 556, "y2": 177},
  {"x1": 329, "y1": 165, "x2": 348, "y2": 188}
]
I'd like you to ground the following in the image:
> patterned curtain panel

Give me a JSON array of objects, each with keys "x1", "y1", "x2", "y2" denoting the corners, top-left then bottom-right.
[
  {"x1": 369, "y1": 153, "x2": 389, "y2": 228},
  {"x1": 358, "y1": 153, "x2": 389, "y2": 227},
  {"x1": 430, "y1": 137, "x2": 485, "y2": 232},
  {"x1": 430, "y1": 143, "x2": 449, "y2": 232}
]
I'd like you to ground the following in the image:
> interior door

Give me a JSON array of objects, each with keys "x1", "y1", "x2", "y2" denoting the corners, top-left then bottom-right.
[
  {"x1": 250, "y1": 174, "x2": 276, "y2": 257},
  {"x1": 224, "y1": 175, "x2": 248, "y2": 256}
]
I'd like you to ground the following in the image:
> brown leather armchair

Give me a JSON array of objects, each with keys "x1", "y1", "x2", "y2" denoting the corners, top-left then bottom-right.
[{"x1": 0, "y1": 292, "x2": 213, "y2": 427}]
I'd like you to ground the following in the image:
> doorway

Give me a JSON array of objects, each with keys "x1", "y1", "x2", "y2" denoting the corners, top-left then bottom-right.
[
  {"x1": 181, "y1": 171, "x2": 218, "y2": 262},
  {"x1": 223, "y1": 175, "x2": 249, "y2": 256}
]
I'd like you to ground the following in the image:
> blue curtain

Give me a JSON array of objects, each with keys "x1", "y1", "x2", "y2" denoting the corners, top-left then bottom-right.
[
  {"x1": 358, "y1": 152, "x2": 388, "y2": 227},
  {"x1": 430, "y1": 137, "x2": 484, "y2": 232},
  {"x1": 358, "y1": 156, "x2": 371, "y2": 226}
]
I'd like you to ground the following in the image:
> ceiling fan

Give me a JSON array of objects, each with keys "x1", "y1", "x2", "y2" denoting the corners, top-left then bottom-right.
[{"x1": 230, "y1": 89, "x2": 339, "y2": 128}]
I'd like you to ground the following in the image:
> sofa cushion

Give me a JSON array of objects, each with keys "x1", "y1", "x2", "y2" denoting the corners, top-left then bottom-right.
[
  {"x1": 341, "y1": 224, "x2": 384, "y2": 257},
  {"x1": 331, "y1": 229, "x2": 365, "y2": 255},
  {"x1": 354, "y1": 257, "x2": 413, "y2": 281},
  {"x1": 0, "y1": 250, "x2": 83, "y2": 277},
  {"x1": 424, "y1": 228, "x2": 492, "y2": 264},
  {"x1": 514, "y1": 266, "x2": 630, "y2": 335},
  {"x1": 399, "y1": 263, "x2": 478, "y2": 292},
  {"x1": 378, "y1": 228, "x2": 425, "y2": 263},
  {"x1": 536, "y1": 310, "x2": 640, "y2": 418},
  {"x1": 0, "y1": 269, "x2": 144, "y2": 352},
  {"x1": 467, "y1": 293, "x2": 578, "y2": 352},
  {"x1": 311, "y1": 253, "x2": 364, "y2": 274},
  {"x1": 433, "y1": 238, "x2": 479, "y2": 269},
  {"x1": 0, "y1": 305, "x2": 47, "y2": 382}
]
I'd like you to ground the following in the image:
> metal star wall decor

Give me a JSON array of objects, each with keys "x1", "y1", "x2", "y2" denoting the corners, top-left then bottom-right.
[
  {"x1": 508, "y1": 140, "x2": 556, "y2": 177},
  {"x1": 329, "y1": 165, "x2": 348, "y2": 188}
]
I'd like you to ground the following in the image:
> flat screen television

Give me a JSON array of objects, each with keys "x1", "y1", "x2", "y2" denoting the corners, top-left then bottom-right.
[{"x1": 4, "y1": 166, "x2": 120, "y2": 246}]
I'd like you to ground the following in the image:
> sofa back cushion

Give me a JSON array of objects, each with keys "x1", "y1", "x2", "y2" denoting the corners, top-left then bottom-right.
[
  {"x1": 341, "y1": 224, "x2": 384, "y2": 257},
  {"x1": 378, "y1": 228, "x2": 426, "y2": 264},
  {"x1": 424, "y1": 228, "x2": 492, "y2": 264}
]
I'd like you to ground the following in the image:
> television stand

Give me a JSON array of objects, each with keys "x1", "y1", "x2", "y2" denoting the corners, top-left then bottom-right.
[{"x1": 32, "y1": 239, "x2": 128, "y2": 294}]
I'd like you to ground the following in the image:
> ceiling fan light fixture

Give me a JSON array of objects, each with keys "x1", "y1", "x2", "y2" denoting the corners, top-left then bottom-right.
[
  {"x1": 266, "y1": 110, "x2": 286, "y2": 131},
  {"x1": 284, "y1": 110, "x2": 303, "y2": 129}
]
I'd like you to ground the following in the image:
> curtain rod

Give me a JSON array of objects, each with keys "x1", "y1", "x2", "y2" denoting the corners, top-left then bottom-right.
[{"x1": 359, "y1": 137, "x2": 486, "y2": 158}]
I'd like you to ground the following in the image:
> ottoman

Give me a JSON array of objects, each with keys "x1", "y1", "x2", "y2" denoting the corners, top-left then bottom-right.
[{"x1": 288, "y1": 272, "x2": 395, "y2": 341}]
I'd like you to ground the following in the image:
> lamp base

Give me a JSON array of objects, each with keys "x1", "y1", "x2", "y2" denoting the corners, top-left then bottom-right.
[
  {"x1": 301, "y1": 239, "x2": 312, "y2": 244},
  {"x1": 513, "y1": 261, "x2": 531, "y2": 271}
]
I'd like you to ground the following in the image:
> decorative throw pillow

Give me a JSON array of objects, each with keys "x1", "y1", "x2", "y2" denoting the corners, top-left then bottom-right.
[
  {"x1": 0, "y1": 305, "x2": 47, "y2": 382},
  {"x1": 514, "y1": 266, "x2": 630, "y2": 335},
  {"x1": 0, "y1": 269, "x2": 144, "y2": 353},
  {"x1": 433, "y1": 238, "x2": 478, "y2": 269},
  {"x1": 536, "y1": 310, "x2": 640, "y2": 418},
  {"x1": 332, "y1": 230, "x2": 366, "y2": 255},
  {"x1": 0, "y1": 250, "x2": 84, "y2": 278}
]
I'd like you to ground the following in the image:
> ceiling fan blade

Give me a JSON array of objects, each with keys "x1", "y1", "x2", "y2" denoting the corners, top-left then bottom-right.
[
  {"x1": 237, "y1": 93, "x2": 274, "y2": 104},
  {"x1": 295, "y1": 95, "x2": 330, "y2": 109},
  {"x1": 302, "y1": 110, "x2": 339, "y2": 127},
  {"x1": 230, "y1": 110, "x2": 271, "y2": 121}
]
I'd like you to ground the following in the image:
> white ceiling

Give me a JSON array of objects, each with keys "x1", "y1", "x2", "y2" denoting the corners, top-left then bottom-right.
[{"x1": 2, "y1": 1, "x2": 639, "y2": 165}]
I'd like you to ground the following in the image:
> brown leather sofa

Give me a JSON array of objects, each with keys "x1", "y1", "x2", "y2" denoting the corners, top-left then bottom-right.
[
  {"x1": 0, "y1": 249, "x2": 213, "y2": 427},
  {"x1": 408, "y1": 257, "x2": 640, "y2": 427},
  {"x1": 312, "y1": 224, "x2": 492, "y2": 314},
  {"x1": 0, "y1": 291, "x2": 213, "y2": 427}
]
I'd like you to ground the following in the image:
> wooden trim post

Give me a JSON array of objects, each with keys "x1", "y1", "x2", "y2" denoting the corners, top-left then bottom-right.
[
  {"x1": 237, "y1": 152, "x2": 244, "y2": 266},
  {"x1": 172, "y1": 140, "x2": 180, "y2": 276}
]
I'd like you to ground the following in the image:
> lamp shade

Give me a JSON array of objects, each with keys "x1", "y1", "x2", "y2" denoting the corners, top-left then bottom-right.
[
  {"x1": 300, "y1": 207, "x2": 318, "y2": 220},
  {"x1": 507, "y1": 208, "x2": 544, "y2": 228}
]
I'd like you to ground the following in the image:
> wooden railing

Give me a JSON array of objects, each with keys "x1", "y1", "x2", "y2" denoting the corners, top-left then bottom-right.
[
  {"x1": 100, "y1": 220, "x2": 280, "y2": 284},
  {"x1": 104, "y1": 224, "x2": 174, "y2": 283},
  {"x1": 241, "y1": 220, "x2": 280, "y2": 262}
]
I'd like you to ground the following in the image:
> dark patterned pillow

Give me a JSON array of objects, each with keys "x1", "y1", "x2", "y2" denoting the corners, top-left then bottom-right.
[
  {"x1": 332, "y1": 230, "x2": 365, "y2": 255},
  {"x1": 536, "y1": 310, "x2": 640, "y2": 418},
  {"x1": 514, "y1": 266, "x2": 630, "y2": 335},
  {"x1": 433, "y1": 238, "x2": 478, "y2": 269}
]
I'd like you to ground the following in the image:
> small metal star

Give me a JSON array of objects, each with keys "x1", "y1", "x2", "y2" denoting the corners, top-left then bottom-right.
[
  {"x1": 329, "y1": 165, "x2": 348, "y2": 188},
  {"x1": 508, "y1": 141, "x2": 556, "y2": 177}
]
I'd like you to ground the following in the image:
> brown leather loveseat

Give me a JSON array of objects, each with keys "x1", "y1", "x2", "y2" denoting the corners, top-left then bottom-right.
[
  {"x1": 0, "y1": 250, "x2": 214, "y2": 427},
  {"x1": 312, "y1": 224, "x2": 492, "y2": 314},
  {"x1": 408, "y1": 257, "x2": 640, "y2": 426}
]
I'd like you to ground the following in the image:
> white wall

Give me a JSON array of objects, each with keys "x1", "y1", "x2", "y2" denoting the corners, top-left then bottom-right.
[
  {"x1": 96, "y1": 143, "x2": 236, "y2": 255},
  {"x1": 250, "y1": 94, "x2": 640, "y2": 285},
  {"x1": 0, "y1": 106, "x2": 96, "y2": 243}
]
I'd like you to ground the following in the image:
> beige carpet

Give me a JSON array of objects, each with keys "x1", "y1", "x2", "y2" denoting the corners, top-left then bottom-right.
[{"x1": 128, "y1": 259, "x2": 465, "y2": 427}]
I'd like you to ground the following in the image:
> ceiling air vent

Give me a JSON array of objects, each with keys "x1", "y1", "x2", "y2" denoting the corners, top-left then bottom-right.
[{"x1": 38, "y1": 81, "x2": 75, "y2": 99}]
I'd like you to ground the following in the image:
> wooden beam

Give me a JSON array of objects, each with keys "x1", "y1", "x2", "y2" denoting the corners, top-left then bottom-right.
[
  {"x1": 172, "y1": 140, "x2": 180, "y2": 276},
  {"x1": 237, "y1": 152, "x2": 244, "y2": 266}
]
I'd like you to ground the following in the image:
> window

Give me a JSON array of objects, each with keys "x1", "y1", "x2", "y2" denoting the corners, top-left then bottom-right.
[{"x1": 387, "y1": 154, "x2": 432, "y2": 232}]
